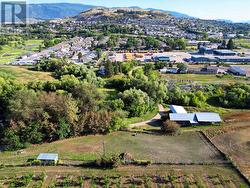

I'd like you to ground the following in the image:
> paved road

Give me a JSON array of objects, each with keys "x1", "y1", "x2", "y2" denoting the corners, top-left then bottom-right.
[{"x1": 129, "y1": 104, "x2": 168, "y2": 128}]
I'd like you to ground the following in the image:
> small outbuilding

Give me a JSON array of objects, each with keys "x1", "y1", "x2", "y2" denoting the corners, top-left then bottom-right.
[{"x1": 37, "y1": 153, "x2": 59, "y2": 165}]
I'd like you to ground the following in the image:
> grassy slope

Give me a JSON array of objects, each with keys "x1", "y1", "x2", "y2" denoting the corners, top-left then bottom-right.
[
  {"x1": 0, "y1": 131, "x2": 224, "y2": 165},
  {"x1": 0, "y1": 65, "x2": 54, "y2": 83}
]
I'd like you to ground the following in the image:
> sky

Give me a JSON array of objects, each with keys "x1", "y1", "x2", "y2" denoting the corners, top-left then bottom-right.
[{"x1": 27, "y1": 0, "x2": 250, "y2": 22}]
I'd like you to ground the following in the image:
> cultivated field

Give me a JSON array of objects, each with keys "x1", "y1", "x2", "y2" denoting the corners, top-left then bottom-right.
[
  {"x1": 0, "y1": 165, "x2": 247, "y2": 188},
  {"x1": 211, "y1": 127, "x2": 250, "y2": 180}
]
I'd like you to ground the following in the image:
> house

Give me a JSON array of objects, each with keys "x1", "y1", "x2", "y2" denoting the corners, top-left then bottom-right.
[
  {"x1": 37, "y1": 153, "x2": 59, "y2": 165},
  {"x1": 169, "y1": 105, "x2": 222, "y2": 126}
]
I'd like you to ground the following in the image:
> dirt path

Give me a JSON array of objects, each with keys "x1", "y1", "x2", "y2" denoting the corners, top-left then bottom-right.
[{"x1": 129, "y1": 104, "x2": 167, "y2": 128}]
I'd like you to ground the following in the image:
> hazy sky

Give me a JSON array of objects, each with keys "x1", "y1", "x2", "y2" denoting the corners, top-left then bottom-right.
[{"x1": 27, "y1": 0, "x2": 250, "y2": 22}]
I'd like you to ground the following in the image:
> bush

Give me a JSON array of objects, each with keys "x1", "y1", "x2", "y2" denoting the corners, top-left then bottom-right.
[
  {"x1": 95, "y1": 154, "x2": 121, "y2": 169},
  {"x1": 133, "y1": 160, "x2": 152, "y2": 166},
  {"x1": 31, "y1": 160, "x2": 41, "y2": 166},
  {"x1": 161, "y1": 120, "x2": 181, "y2": 136}
]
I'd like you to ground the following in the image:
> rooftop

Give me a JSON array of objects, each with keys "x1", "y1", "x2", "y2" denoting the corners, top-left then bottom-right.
[
  {"x1": 169, "y1": 105, "x2": 188, "y2": 114},
  {"x1": 37, "y1": 153, "x2": 59, "y2": 161}
]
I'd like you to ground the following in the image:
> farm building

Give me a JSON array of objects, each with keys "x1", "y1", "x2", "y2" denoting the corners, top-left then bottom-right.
[
  {"x1": 170, "y1": 105, "x2": 187, "y2": 114},
  {"x1": 37, "y1": 153, "x2": 59, "y2": 165},
  {"x1": 169, "y1": 105, "x2": 222, "y2": 126}
]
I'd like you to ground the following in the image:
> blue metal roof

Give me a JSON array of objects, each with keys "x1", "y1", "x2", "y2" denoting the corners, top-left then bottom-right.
[
  {"x1": 169, "y1": 105, "x2": 187, "y2": 114},
  {"x1": 37, "y1": 153, "x2": 58, "y2": 161},
  {"x1": 195, "y1": 113, "x2": 222, "y2": 122},
  {"x1": 169, "y1": 113, "x2": 198, "y2": 124}
]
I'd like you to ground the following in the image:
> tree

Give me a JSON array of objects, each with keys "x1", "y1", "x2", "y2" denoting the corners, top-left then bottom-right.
[
  {"x1": 77, "y1": 52, "x2": 83, "y2": 61},
  {"x1": 96, "y1": 48, "x2": 102, "y2": 59},
  {"x1": 105, "y1": 61, "x2": 114, "y2": 77},
  {"x1": 227, "y1": 38, "x2": 235, "y2": 50},
  {"x1": 177, "y1": 63, "x2": 188, "y2": 73},
  {"x1": 120, "y1": 88, "x2": 149, "y2": 117},
  {"x1": 161, "y1": 120, "x2": 181, "y2": 136}
]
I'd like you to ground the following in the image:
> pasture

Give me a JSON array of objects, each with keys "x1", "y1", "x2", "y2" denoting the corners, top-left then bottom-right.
[{"x1": 0, "y1": 132, "x2": 224, "y2": 165}]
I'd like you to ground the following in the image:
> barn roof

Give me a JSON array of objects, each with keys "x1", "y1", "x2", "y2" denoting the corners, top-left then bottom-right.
[
  {"x1": 169, "y1": 105, "x2": 187, "y2": 114},
  {"x1": 195, "y1": 113, "x2": 222, "y2": 122},
  {"x1": 37, "y1": 153, "x2": 58, "y2": 161},
  {"x1": 169, "y1": 113, "x2": 198, "y2": 124}
]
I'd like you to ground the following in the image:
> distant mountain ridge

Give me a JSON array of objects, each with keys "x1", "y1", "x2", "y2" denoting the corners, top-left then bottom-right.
[
  {"x1": 28, "y1": 3, "x2": 96, "y2": 20},
  {"x1": 27, "y1": 3, "x2": 192, "y2": 20}
]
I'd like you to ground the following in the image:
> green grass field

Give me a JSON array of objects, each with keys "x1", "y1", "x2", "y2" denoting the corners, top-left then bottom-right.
[
  {"x1": 0, "y1": 65, "x2": 54, "y2": 83},
  {"x1": 0, "y1": 131, "x2": 224, "y2": 165},
  {"x1": 0, "y1": 40, "x2": 43, "y2": 64},
  {"x1": 235, "y1": 38, "x2": 250, "y2": 49},
  {"x1": 162, "y1": 73, "x2": 250, "y2": 84}
]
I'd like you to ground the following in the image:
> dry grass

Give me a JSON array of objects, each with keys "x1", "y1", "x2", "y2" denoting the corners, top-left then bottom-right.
[
  {"x1": 0, "y1": 131, "x2": 225, "y2": 165},
  {"x1": 0, "y1": 65, "x2": 54, "y2": 83},
  {"x1": 212, "y1": 127, "x2": 250, "y2": 180}
]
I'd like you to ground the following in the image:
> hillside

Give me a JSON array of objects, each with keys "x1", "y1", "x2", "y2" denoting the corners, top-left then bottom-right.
[
  {"x1": 28, "y1": 3, "x2": 96, "y2": 20},
  {"x1": 74, "y1": 7, "x2": 171, "y2": 22},
  {"x1": 25, "y1": 3, "x2": 191, "y2": 20}
]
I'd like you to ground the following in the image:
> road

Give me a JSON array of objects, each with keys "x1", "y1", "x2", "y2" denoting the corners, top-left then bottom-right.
[{"x1": 129, "y1": 104, "x2": 168, "y2": 128}]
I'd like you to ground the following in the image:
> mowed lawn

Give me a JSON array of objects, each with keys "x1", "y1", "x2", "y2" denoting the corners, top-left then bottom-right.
[
  {"x1": 0, "y1": 132, "x2": 224, "y2": 165},
  {"x1": 0, "y1": 40, "x2": 43, "y2": 64},
  {"x1": 212, "y1": 127, "x2": 250, "y2": 179},
  {"x1": 0, "y1": 65, "x2": 54, "y2": 82},
  {"x1": 162, "y1": 73, "x2": 250, "y2": 84}
]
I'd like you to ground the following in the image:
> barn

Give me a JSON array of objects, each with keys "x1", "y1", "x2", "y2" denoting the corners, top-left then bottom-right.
[{"x1": 169, "y1": 105, "x2": 222, "y2": 126}]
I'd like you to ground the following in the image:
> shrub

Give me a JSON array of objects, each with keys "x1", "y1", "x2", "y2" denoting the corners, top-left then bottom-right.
[
  {"x1": 95, "y1": 154, "x2": 121, "y2": 169},
  {"x1": 31, "y1": 160, "x2": 41, "y2": 166},
  {"x1": 161, "y1": 120, "x2": 181, "y2": 136},
  {"x1": 134, "y1": 160, "x2": 152, "y2": 166}
]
